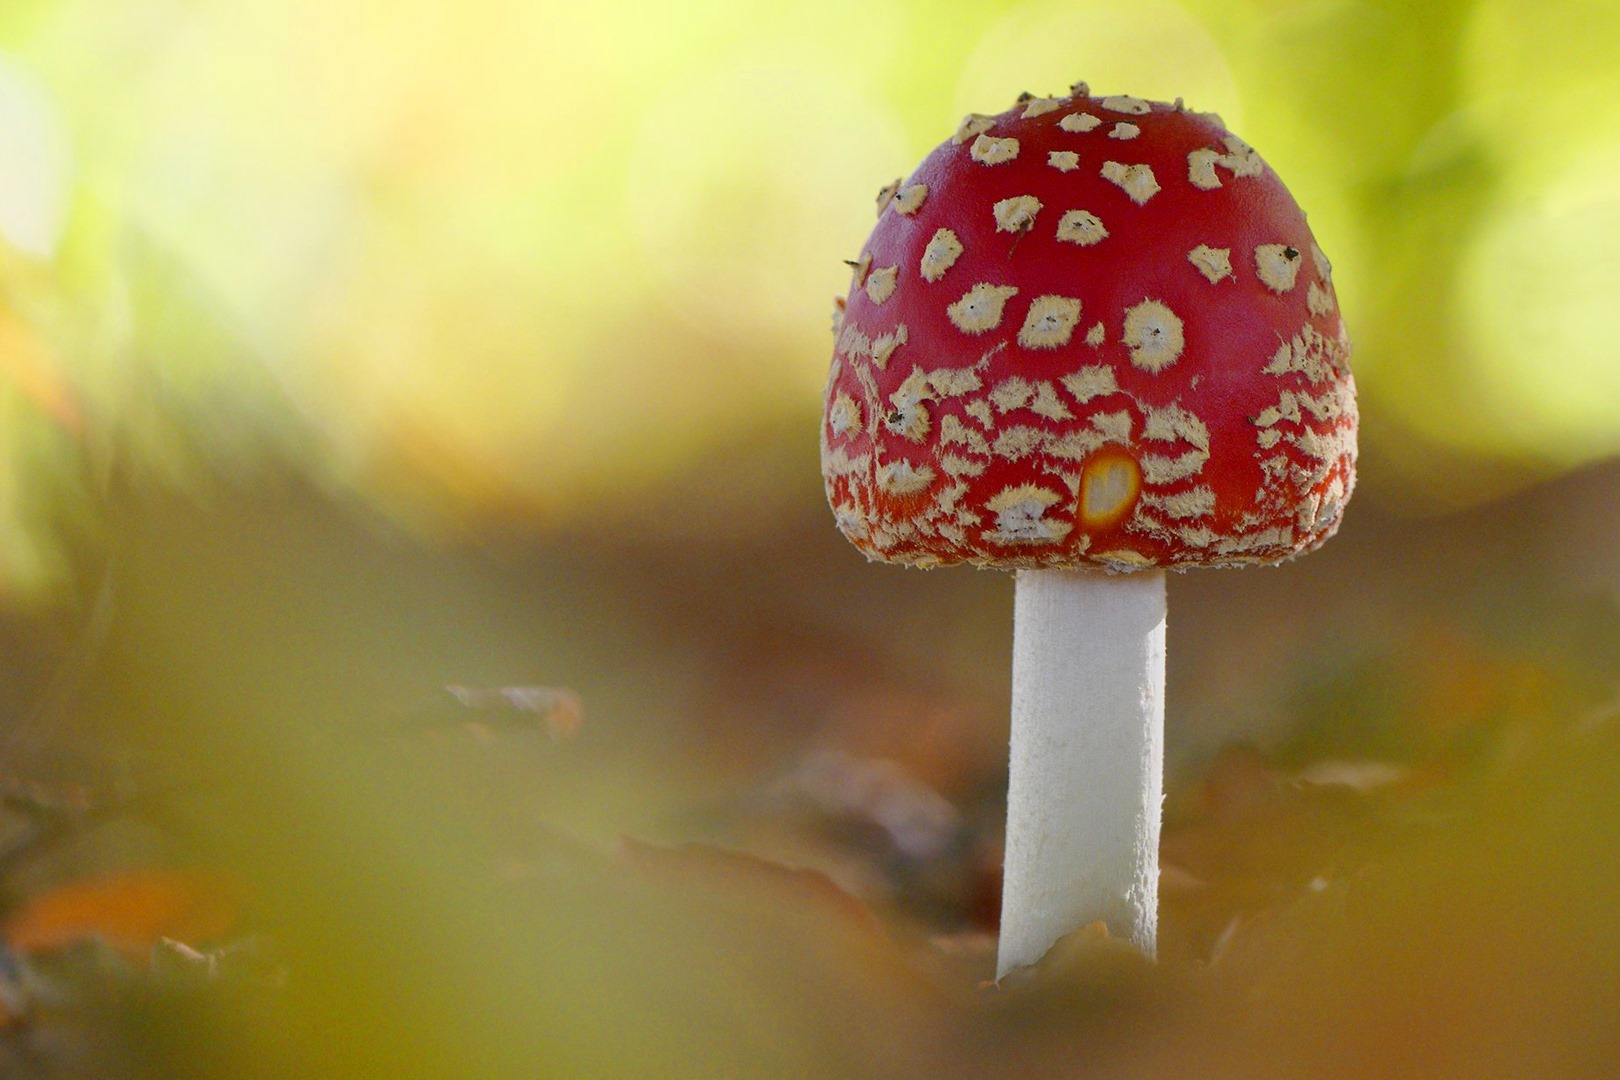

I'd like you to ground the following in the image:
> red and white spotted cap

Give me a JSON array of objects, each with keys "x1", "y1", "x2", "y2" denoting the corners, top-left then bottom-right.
[{"x1": 821, "y1": 86, "x2": 1357, "y2": 571}]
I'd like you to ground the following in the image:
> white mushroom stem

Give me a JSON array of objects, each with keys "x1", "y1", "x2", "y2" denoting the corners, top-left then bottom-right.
[{"x1": 998, "y1": 567, "x2": 1166, "y2": 978}]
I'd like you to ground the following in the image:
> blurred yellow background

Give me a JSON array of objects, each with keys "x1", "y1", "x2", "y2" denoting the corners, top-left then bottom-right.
[
  {"x1": 2, "y1": 0, "x2": 1618, "y2": 597},
  {"x1": 1, "y1": 1, "x2": 1619, "y2": 1078}
]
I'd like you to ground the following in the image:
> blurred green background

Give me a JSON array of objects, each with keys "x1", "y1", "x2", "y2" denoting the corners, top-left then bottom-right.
[
  {"x1": 1, "y1": 0, "x2": 1618, "y2": 1077},
  {"x1": 2, "y1": 0, "x2": 1619, "y2": 595}
]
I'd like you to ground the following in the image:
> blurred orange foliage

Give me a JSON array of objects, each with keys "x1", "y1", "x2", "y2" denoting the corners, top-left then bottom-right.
[{"x1": 5, "y1": 869, "x2": 243, "y2": 959}]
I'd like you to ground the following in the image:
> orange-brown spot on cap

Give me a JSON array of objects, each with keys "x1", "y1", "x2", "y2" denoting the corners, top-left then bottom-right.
[{"x1": 1079, "y1": 449, "x2": 1142, "y2": 529}]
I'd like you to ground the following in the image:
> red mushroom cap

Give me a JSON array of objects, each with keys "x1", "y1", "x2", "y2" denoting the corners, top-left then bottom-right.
[{"x1": 821, "y1": 89, "x2": 1357, "y2": 571}]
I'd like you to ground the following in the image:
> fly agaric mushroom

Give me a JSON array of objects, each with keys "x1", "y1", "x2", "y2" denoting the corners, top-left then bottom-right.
[{"x1": 820, "y1": 86, "x2": 1355, "y2": 977}]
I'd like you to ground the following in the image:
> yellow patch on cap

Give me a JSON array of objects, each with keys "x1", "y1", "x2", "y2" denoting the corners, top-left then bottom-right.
[{"x1": 1080, "y1": 449, "x2": 1142, "y2": 527}]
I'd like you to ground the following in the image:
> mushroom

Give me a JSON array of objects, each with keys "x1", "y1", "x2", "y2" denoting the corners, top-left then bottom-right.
[{"x1": 820, "y1": 87, "x2": 1356, "y2": 977}]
